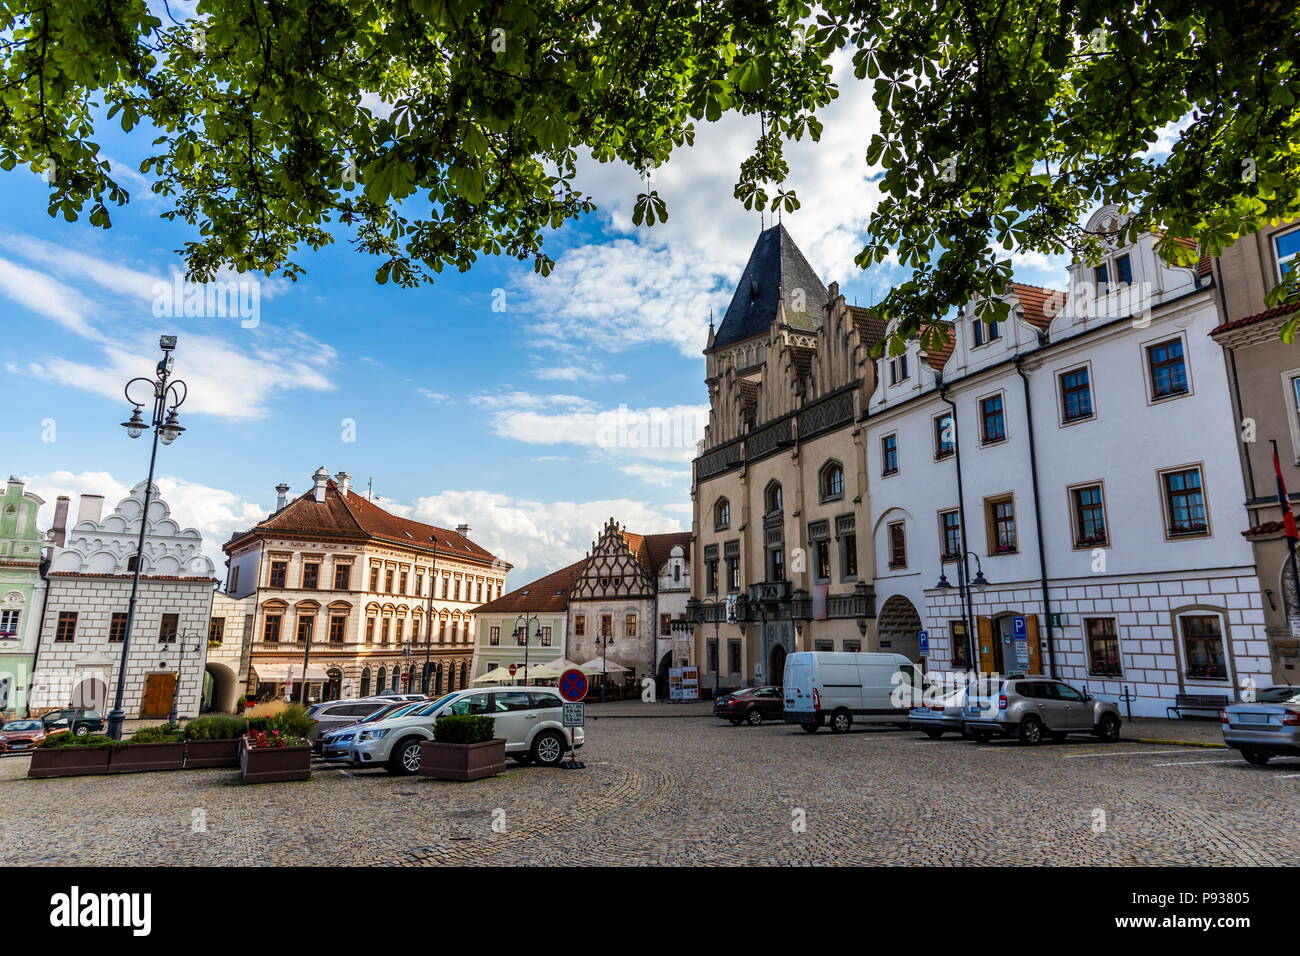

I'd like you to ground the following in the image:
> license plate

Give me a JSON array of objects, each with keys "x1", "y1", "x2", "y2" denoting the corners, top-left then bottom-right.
[{"x1": 1237, "y1": 713, "x2": 1270, "y2": 724}]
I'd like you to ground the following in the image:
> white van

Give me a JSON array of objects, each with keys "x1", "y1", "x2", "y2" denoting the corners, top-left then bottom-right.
[{"x1": 783, "y1": 651, "x2": 919, "y2": 734}]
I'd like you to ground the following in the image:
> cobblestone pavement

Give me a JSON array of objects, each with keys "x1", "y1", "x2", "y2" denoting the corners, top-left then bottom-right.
[{"x1": 2, "y1": 717, "x2": 1295, "y2": 866}]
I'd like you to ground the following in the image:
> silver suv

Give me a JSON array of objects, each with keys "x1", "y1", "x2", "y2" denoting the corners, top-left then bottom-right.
[{"x1": 961, "y1": 676, "x2": 1121, "y2": 745}]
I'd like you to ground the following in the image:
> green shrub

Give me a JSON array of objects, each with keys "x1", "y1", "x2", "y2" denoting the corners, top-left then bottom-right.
[
  {"x1": 39, "y1": 732, "x2": 123, "y2": 749},
  {"x1": 267, "y1": 703, "x2": 315, "y2": 739},
  {"x1": 184, "y1": 716, "x2": 247, "y2": 740},
  {"x1": 246, "y1": 716, "x2": 272, "y2": 733},
  {"x1": 433, "y1": 714, "x2": 495, "y2": 744},
  {"x1": 129, "y1": 724, "x2": 185, "y2": 744}
]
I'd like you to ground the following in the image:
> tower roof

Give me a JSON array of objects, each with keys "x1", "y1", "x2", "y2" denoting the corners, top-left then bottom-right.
[{"x1": 711, "y1": 223, "x2": 829, "y2": 351}]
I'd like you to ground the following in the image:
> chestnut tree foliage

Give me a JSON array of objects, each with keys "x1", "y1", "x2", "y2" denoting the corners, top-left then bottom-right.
[{"x1": 1, "y1": 0, "x2": 1298, "y2": 344}]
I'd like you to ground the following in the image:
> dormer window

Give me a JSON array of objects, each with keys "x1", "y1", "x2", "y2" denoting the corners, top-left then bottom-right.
[
  {"x1": 1276, "y1": 226, "x2": 1300, "y2": 283},
  {"x1": 888, "y1": 354, "x2": 909, "y2": 385},
  {"x1": 1114, "y1": 254, "x2": 1133, "y2": 286},
  {"x1": 971, "y1": 320, "x2": 1000, "y2": 347},
  {"x1": 1093, "y1": 263, "x2": 1110, "y2": 293}
]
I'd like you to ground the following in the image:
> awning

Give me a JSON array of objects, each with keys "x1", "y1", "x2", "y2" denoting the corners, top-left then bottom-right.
[{"x1": 252, "y1": 663, "x2": 331, "y2": 682}]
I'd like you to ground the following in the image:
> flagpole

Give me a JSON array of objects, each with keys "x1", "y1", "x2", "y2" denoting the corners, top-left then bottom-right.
[{"x1": 1270, "y1": 440, "x2": 1300, "y2": 635}]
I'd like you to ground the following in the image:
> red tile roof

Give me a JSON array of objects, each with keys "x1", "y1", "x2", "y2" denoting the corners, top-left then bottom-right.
[
  {"x1": 473, "y1": 559, "x2": 587, "y2": 614},
  {"x1": 847, "y1": 305, "x2": 888, "y2": 349},
  {"x1": 1007, "y1": 283, "x2": 1067, "y2": 328},
  {"x1": 1210, "y1": 300, "x2": 1300, "y2": 337},
  {"x1": 1242, "y1": 521, "x2": 1286, "y2": 539}
]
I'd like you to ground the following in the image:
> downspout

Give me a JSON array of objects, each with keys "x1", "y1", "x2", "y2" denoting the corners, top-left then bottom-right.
[
  {"x1": 937, "y1": 378, "x2": 976, "y2": 670},
  {"x1": 1013, "y1": 353, "x2": 1058, "y2": 678},
  {"x1": 27, "y1": 552, "x2": 54, "y2": 716}
]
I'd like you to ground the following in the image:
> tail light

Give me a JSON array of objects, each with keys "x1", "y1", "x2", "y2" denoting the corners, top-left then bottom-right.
[
  {"x1": 998, "y1": 695, "x2": 1008, "y2": 710},
  {"x1": 1220, "y1": 710, "x2": 1230, "y2": 723},
  {"x1": 929, "y1": 705, "x2": 944, "y2": 712},
  {"x1": 813, "y1": 689, "x2": 822, "y2": 711},
  {"x1": 1283, "y1": 710, "x2": 1300, "y2": 726}
]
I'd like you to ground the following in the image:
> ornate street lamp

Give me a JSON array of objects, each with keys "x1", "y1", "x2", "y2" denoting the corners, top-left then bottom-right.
[
  {"x1": 514, "y1": 612, "x2": 543, "y2": 684},
  {"x1": 936, "y1": 551, "x2": 988, "y2": 672},
  {"x1": 106, "y1": 335, "x2": 187, "y2": 740}
]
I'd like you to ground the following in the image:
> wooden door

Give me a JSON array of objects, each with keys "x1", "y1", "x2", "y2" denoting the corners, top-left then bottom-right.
[
  {"x1": 140, "y1": 673, "x2": 175, "y2": 718},
  {"x1": 1025, "y1": 614, "x2": 1044, "y2": 675},
  {"x1": 977, "y1": 617, "x2": 996, "y2": 675}
]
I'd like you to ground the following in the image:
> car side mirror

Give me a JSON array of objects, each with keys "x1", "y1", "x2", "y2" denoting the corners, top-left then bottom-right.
[{"x1": 1084, "y1": 694, "x2": 1093, "y2": 702}]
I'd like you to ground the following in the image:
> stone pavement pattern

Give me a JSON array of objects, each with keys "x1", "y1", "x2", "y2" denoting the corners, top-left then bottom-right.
[{"x1": 1, "y1": 717, "x2": 1293, "y2": 866}]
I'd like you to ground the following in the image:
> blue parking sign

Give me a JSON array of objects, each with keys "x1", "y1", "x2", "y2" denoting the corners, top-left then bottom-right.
[{"x1": 918, "y1": 629, "x2": 929, "y2": 655}]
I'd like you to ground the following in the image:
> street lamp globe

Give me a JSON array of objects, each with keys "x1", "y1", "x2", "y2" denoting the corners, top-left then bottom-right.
[
  {"x1": 120, "y1": 406, "x2": 146, "y2": 438},
  {"x1": 158, "y1": 409, "x2": 185, "y2": 445}
]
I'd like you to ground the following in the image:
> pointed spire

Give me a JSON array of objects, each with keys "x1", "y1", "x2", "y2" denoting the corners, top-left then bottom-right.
[{"x1": 711, "y1": 223, "x2": 828, "y2": 351}]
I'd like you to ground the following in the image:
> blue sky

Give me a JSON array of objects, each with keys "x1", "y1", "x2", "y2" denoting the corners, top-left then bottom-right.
[{"x1": 0, "y1": 51, "x2": 1073, "y2": 582}]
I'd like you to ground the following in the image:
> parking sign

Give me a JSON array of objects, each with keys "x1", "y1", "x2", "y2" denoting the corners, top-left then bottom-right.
[
  {"x1": 918, "y1": 630, "x2": 929, "y2": 655},
  {"x1": 562, "y1": 702, "x2": 585, "y2": 727}
]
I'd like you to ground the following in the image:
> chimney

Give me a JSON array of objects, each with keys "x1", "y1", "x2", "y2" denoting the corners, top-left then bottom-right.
[
  {"x1": 76, "y1": 494, "x2": 105, "y2": 527},
  {"x1": 275, "y1": 483, "x2": 290, "y2": 511},
  {"x1": 51, "y1": 495, "x2": 70, "y2": 547},
  {"x1": 336, "y1": 471, "x2": 352, "y2": 496},
  {"x1": 312, "y1": 466, "x2": 329, "y2": 503},
  {"x1": 456, "y1": 523, "x2": 471, "y2": 537}
]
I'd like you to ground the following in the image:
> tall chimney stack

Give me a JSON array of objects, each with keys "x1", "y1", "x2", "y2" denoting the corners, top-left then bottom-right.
[
  {"x1": 76, "y1": 494, "x2": 105, "y2": 527},
  {"x1": 274, "y1": 483, "x2": 290, "y2": 511},
  {"x1": 51, "y1": 495, "x2": 70, "y2": 547},
  {"x1": 456, "y1": 523, "x2": 471, "y2": 537},
  {"x1": 336, "y1": 471, "x2": 352, "y2": 496},
  {"x1": 312, "y1": 466, "x2": 329, "y2": 503}
]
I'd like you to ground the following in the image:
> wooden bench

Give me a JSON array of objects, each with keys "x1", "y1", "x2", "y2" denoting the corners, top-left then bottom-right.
[{"x1": 1166, "y1": 693, "x2": 1230, "y2": 719}]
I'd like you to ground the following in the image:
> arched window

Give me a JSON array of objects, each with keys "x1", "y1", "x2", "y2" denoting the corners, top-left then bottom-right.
[
  {"x1": 820, "y1": 461, "x2": 845, "y2": 501},
  {"x1": 377, "y1": 666, "x2": 387, "y2": 693},
  {"x1": 360, "y1": 666, "x2": 371, "y2": 697},
  {"x1": 714, "y1": 497, "x2": 730, "y2": 530},
  {"x1": 461, "y1": 661, "x2": 470, "y2": 686},
  {"x1": 765, "y1": 482, "x2": 783, "y2": 515}
]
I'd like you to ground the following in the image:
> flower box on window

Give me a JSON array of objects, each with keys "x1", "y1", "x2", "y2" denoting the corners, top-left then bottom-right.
[
  {"x1": 1075, "y1": 533, "x2": 1109, "y2": 547},
  {"x1": 1170, "y1": 522, "x2": 1208, "y2": 537},
  {"x1": 991, "y1": 544, "x2": 1017, "y2": 555}
]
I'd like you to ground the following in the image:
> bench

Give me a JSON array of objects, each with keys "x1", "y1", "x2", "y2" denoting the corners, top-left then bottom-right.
[{"x1": 1166, "y1": 693, "x2": 1230, "y2": 719}]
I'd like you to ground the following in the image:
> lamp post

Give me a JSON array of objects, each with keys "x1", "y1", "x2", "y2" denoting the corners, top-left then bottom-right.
[
  {"x1": 688, "y1": 596, "x2": 727, "y2": 698},
  {"x1": 513, "y1": 612, "x2": 542, "y2": 684},
  {"x1": 107, "y1": 335, "x2": 187, "y2": 740},
  {"x1": 161, "y1": 631, "x2": 200, "y2": 727},
  {"x1": 935, "y1": 550, "x2": 988, "y2": 674}
]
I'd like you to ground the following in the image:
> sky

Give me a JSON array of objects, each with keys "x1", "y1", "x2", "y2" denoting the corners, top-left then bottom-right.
[{"x1": 0, "y1": 51, "x2": 1073, "y2": 585}]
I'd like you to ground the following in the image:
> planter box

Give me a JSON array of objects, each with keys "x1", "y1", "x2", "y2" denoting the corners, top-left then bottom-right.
[
  {"x1": 28, "y1": 745, "x2": 115, "y2": 778},
  {"x1": 419, "y1": 738, "x2": 506, "y2": 781},
  {"x1": 109, "y1": 741, "x2": 187, "y2": 773},
  {"x1": 239, "y1": 738, "x2": 311, "y2": 783},
  {"x1": 184, "y1": 738, "x2": 242, "y2": 768}
]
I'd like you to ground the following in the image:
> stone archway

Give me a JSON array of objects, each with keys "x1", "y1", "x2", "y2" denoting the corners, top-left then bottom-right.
[
  {"x1": 203, "y1": 661, "x2": 239, "y2": 713},
  {"x1": 877, "y1": 594, "x2": 923, "y2": 662}
]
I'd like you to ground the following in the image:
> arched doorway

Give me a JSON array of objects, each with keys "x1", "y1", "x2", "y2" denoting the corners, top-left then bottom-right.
[
  {"x1": 360, "y1": 666, "x2": 372, "y2": 698},
  {"x1": 377, "y1": 666, "x2": 387, "y2": 694},
  {"x1": 203, "y1": 662, "x2": 238, "y2": 713},
  {"x1": 656, "y1": 651, "x2": 672, "y2": 700},
  {"x1": 877, "y1": 594, "x2": 924, "y2": 662},
  {"x1": 325, "y1": 667, "x2": 343, "y2": 701},
  {"x1": 769, "y1": 644, "x2": 787, "y2": 688}
]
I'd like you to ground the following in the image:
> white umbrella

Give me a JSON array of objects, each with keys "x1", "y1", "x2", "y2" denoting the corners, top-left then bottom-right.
[
  {"x1": 526, "y1": 659, "x2": 580, "y2": 679},
  {"x1": 471, "y1": 669, "x2": 512, "y2": 684},
  {"x1": 580, "y1": 657, "x2": 629, "y2": 675}
]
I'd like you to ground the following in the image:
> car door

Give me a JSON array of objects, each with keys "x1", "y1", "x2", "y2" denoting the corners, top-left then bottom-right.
[
  {"x1": 491, "y1": 691, "x2": 538, "y2": 751},
  {"x1": 1050, "y1": 681, "x2": 1093, "y2": 730},
  {"x1": 1017, "y1": 682, "x2": 1062, "y2": 728},
  {"x1": 756, "y1": 686, "x2": 783, "y2": 716}
]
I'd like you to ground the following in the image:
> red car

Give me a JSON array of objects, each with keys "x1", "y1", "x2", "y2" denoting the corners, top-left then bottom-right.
[
  {"x1": 713, "y1": 686, "x2": 785, "y2": 725},
  {"x1": 0, "y1": 718, "x2": 68, "y2": 753}
]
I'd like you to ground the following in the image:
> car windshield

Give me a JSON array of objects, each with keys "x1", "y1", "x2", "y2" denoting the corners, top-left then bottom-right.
[
  {"x1": 729, "y1": 689, "x2": 755, "y2": 697},
  {"x1": 3, "y1": 720, "x2": 41, "y2": 731},
  {"x1": 1256, "y1": 686, "x2": 1300, "y2": 704},
  {"x1": 969, "y1": 680, "x2": 1003, "y2": 701}
]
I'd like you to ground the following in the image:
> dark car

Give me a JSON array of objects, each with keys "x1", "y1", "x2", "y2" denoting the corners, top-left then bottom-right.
[
  {"x1": 713, "y1": 686, "x2": 785, "y2": 726},
  {"x1": 315, "y1": 699, "x2": 428, "y2": 756},
  {"x1": 41, "y1": 709, "x2": 105, "y2": 737},
  {"x1": 1221, "y1": 685, "x2": 1300, "y2": 765}
]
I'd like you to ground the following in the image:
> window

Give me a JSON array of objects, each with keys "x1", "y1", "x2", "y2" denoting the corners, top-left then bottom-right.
[
  {"x1": 415, "y1": 571, "x2": 424, "y2": 597},
  {"x1": 1115, "y1": 254, "x2": 1133, "y2": 286},
  {"x1": 159, "y1": 613, "x2": 179, "y2": 643},
  {"x1": 1093, "y1": 262, "x2": 1109, "y2": 293},
  {"x1": 600, "y1": 614, "x2": 613, "y2": 639},
  {"x1": 1071, "y1": 484, "x2": 1108, "y2": 547},
  {"x1": 333, "y1": 563, "x2": 351, "y2": 590},
  {"x1": 229, "y1": 566, "x2": 240, "y2": 592},
  {"x1": 574, "y1": 615, "x2": 586, "y2": 637},
  {"x1": 1275, "y1": 226, "x2": 1300, "y2": 281},
  {"x1": 985, "y1": 496, "x2": 1017, "y2": 554},
  {"x1": 1180, "y1": 614, "x2": 1227, "y2": 681},
  {"x1": 1162, "y1": 466, "x2": 1208, "y2": 537},
  {"x1": 541, "y1": 626, "x2": 553, "y2": 646},
  {"x1": 296, "y1": 615, "x2": 314, "y2": 643},
  {"x1": 728, "y1": 640, "x2": 742, "y2": 675},
  {"x1": 476, "y1": 580, "x2": 483, "y2": 602},
  {"x1": 881, "y1": 434, "x2": 899, "y2": 476},
  {"x1": 110, "y1": 612, "x2": 129, "y2": 643},
  {"x1": 1059, "y1": 366, "x2": 1093, "y2": 423},
  {"x1": 979, "y1": 394, "x2": 1006, "y2": 444},
  {"x1": 714, "y1": 498, "x2": 730, "y2": 530},
  {"x1": 381, "y1": 618, "x2": 391, "y2": 644},
  {"x1": 269, "y1": 560, "x2": 287, "y2": 588},
  {"x1": 660, "y1": 613, "x2": 672, "y2": 637},
  {"x1": 439, "y1": 618, "x2": 447, "y2": 642},
  {"x1": 1085, "y1": 618, "x2": 1122, "y2": 677},
  {"x1": 364, "y1": 617, "x2": 375, "y2": 643},
  {"x1": 844, "y1": 641, "x2": 861, "y2": 652},
  {"x1": 707, "y1": 639, "x2": 719, "y2": 674},
  {"x1": 515, "y1": 625, "x2": 527, "y2": 646},
  {"x1": 385, "y1": 569, "x2": 395, "y2": 593},
  {"x1": 301, "y1": 562, "x2": 320, "y2": 589},
  {"x1": 837, "y1": 515, "x2": 858, "y2": 578},
  {"x1": 814, "y1": 640, "x2": 834, "y2": 652},
  {"x1": 821, "y1": 461, "x2": 844, "y2": 500},
  {"x1": 263, "y1": 614, "x2": 282, "y2": 643},
  {"x1": 395, "y1": 619, "x2": 405, "y2": 645},
  {"x1": 207, "y1": 617, "x2": 224, "y2": 647},
  {"x1": 328, "y1": 615, "x2": 346, "y2": 642},
  {"x1": 625, "y1": 614, "x2": 637, "y2": 637},
  {"x1": 1147, "y1": 338, "x2": 1189, "y2": 400},
  {"x1": 816, "y1": 538, "x2": 831, "y2": 580},
  {"x1": 489, "y1": 625, "x2": 500, "y2": 646},
  {"x1": 769, "y1": 544, "x2": 785, "y2": 582},
  {"x1": 369, "y1": 566, "x2": 380, "y2": 591},
  {"x1": 725, "y1": 541, "x2": 741, "y2": 591},
  {"x1": 950, "y1": 620, "x2": 969, "y2": 669},
  {"x1": 888, "y1": 521, "x2": 907, "y2": 569},
  {"x1": 933, "y1": 413, "x2": 954, "y2": 459},
  {"x1": 765, "y1": 482, "x2": 783, "y2": 514},
  {"x1": 54, "y1": 611, "x2": 78, "y2": 643},
  {"x1": 939, "y1": 510, "x2": 961, "y2": 561},
  {"x1": 972, "y1": 319, "x2": 1000, "y2": 346},
  {"x1": 399, "y1": 570, "x2": 408, "y2": 594},
  {"x1": 888, "y1": 354, "x2": 909, "y2": 384}
]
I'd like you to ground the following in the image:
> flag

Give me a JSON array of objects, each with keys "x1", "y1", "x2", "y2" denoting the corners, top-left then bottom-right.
[{"x1": 1274, "y1": 444, "x2": 1299, "y2": 540}]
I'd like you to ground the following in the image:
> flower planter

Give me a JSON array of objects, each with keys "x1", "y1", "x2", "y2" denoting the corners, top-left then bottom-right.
[
  {"x1": 109, "y1": 741, "x2": 187, "y2": 773},
  {"x1": 28, "y1": 745, "x2": 115, "y2": 778},
  {"x1": 184, "y1": 738, "x2": 242, "y2": 768},
  {"x1": 418, "y1": 738, "x2": 506, "y2": 781},
  {"x1": 239, "y1": 737, "x2": 311, "y2": 783}
]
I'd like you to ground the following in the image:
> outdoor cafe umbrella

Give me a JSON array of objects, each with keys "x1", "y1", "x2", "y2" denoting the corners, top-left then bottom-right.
[
  {"x1": 579, "y1": 657, "x2": 629, "y2": 676},
  {"x1": 470, "y1": 669, "x2": 513, "y2": 684},
  {"x1": 525, "y1": 659, "x2": 581, "y2": 680}
]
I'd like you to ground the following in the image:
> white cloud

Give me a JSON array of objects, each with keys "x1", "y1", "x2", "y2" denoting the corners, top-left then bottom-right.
[
  {"x1": 418, "y1": 388, "x2": 450, "y2": 402},
  {"x1": 616, "y1": 462, "x2": 692, "y2": 489},
  {"x1": 469, "y1": 389, "x2": 599, "y2": 411},
  {"x1": 0, "y1": 257, "x2": 99, "y2": 339},
  {"x1": 485, "y1": 402, "x2": 708, "y2": 463}
]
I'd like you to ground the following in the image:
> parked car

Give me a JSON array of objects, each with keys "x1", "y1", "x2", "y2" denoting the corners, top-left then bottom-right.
[
  {"x1": 317, "y1": 699, "x2": 429, "y2": 756},
  {"x1": 0, "y1": 718, "x2": 67, "y2": 753},
  {"x1": 369, "y1": 693, "x2": 426, "y2": 702},
  {"x1": 961, "y1": 677, "x2": 1121, "y2": 744},
  {"x1": 783, "y1": 651, "x2": 919, "y2": 733},
  {"x1": 1221, "y1": 685, "x2": 1300, "y2": 765},
  {"x1": 40, "y1": 709, "x2": 105, "y2": 737},
  {"x1": 348, "y1": 687, "x2": 584, "y2": 774},
  {"x1": 909, "y1": 687, "x2": 969, "y2": 738},
  {"x1": 713, "y1": 686, "x2": 784, "y2": 725},
  {"x1": 308, "y1": 698, "x2": 401, "y2": 740}
]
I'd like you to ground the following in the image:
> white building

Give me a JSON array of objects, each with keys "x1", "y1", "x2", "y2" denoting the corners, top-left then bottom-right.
[
  {"x1": 31, "y1": 483, "x2": 217, "y2": 719},
  {"x1": 864, "y1": 206, "x2": 1268, "y2": 717}
]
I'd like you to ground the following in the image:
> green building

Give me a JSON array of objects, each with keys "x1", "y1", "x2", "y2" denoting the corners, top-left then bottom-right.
[{"x1": 0, "y1": 477, "x2": 47, "y2": 716}]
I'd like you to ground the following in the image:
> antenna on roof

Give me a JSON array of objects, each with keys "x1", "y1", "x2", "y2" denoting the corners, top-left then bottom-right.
[{"x1": 367, "y1": 477, "x2": 373, "y2": 501}]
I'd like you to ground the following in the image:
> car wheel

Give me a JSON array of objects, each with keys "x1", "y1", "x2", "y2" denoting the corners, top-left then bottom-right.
[
  {"x1": 745, "y1": 708, "x2": 764, "y2": 726},
  {"x1": 531, "y1": 730, "x2": 567, "y2": 767},
  {"x1": 1241, "y1": 750, "x2": 1272, "y2": 766},
  {"x1": 511, "y1": 754, "x2": 534, "y2": 766},
  {"x1": 1018, "y1": 716, "x2": 1043, "y2": 745},
  {"x1": 830, "y1": 709, "x2": 852, "y2": 734},
  {"x1": 386, "y1": 736, "x2": 424, "y2": 776},
  {"x1": 923, "y1": 728, "x2": 944, "y2": 739},
  {"x1": 801, "y1": 722, "x2": 820, "y2": 734},
  {"x1": 1095, "y1": 714, "x2": 1121, "y2": 743},
  {"x1": 74, "y1": 725, "x2": 88, "y2": 737}
]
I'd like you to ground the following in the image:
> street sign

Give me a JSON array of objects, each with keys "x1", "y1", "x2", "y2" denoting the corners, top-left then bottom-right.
[
  {"x1": 1012, "y1": 615, "x2": 1029, "y2": 667},
  {"x1": 1011, "y1": 615, "x2": 1027, "y2": 638},
  {"x1": 558, "y1": 668, "x2": 588, "y2": 702},
  {"x1": 562, "y1": 702, "x2": 585, "y2": 727},
  {"x1": 918, "y1": 630, "x2": 929, "y2": 655},
  {"x1": 1047, "y1": 612, "x2": 1067, "y2": 628},
  {"x1": 508, "y1": 663, "x2": 518, "y2": 676}
]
